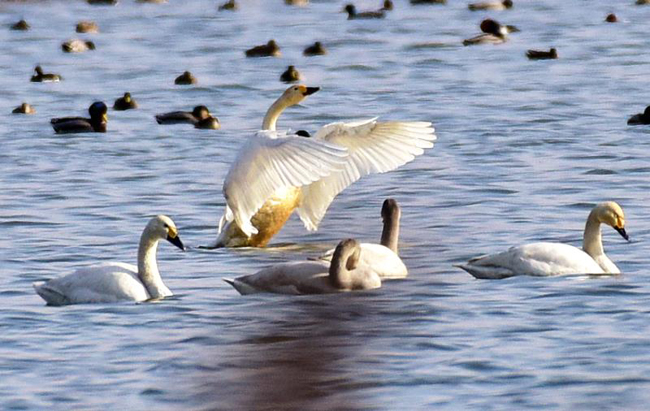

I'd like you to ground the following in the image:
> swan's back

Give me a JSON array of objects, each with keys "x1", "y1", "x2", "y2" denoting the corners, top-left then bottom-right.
[
  {"x1": 225, "y1": 261, "x2": 333, "y2": 295},
  {"x1": 458, "y1": 242, "x2": 605, "y2": 279},
  {"x1": 33, "y1": 262, "x2": 149, "y2": 306}
]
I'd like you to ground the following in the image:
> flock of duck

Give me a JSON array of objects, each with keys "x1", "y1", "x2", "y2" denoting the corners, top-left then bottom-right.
[{"x1": 21, "y1": 0, "x2": 637, "y2": 306}]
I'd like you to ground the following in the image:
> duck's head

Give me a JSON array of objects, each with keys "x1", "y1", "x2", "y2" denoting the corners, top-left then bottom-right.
[
  {"x1": 549, "y1": 48, "x2": 558, "y2": 58},
  {"x1": 267, "y1": 40, "x2": 279, "y2": 50},
  {"x1": 503, "y1": 0, "x2": 513, "y2": 8},
  {"x1": 383, "y1": 0, "x2": 393, "y2": 10},
  {"x1": 643, "y1": 106, "x2": 650, "y2": 118},
  {"x1": 595, "y1": 201, "x2": 628, "y2": 241},
  {"x1": 192, "y1": 105, "x2": 210, "y2": 119},
  {"x1": 343, "y1": 4, "x2": 356, "y2": 15},
  {"x1": 123, "y1": 92, "x2": 132, "y2": 102},
  {"x1": 34, "y1": 65, "x2": 43, "y2": 75},
  {"x1": 89, "y1": 101, "x2": 108, "y2": 122},
  {"x1": 149, "y1": 215, "x2": 185, "y2": 250},
  {"x1": 85, "y1": 41, "x2": 96, "y2": 50},
  {"x1": 280, "y1": 85, "x2": 320, "y2": 106},
  {"x1": 480, "y1": 19, "x2": 507, "y2": 37}
]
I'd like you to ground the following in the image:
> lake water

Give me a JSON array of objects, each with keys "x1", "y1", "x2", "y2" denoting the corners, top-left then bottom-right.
[{"x1": 2, "y1": 0, "x2": 650, "y2": 409}]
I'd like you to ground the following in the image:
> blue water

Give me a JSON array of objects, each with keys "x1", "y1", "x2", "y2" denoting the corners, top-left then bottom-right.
[{"x1": 2, "y1": 0, "x2": 650, "y2": 409}]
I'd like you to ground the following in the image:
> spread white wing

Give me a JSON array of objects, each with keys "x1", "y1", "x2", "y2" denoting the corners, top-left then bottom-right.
[
  {"x1": 296, "y1": 119, "x2": 436, "y2": 231},
  {"x1": 222, "y1": 130, "x2": 348, "y2": 237}
]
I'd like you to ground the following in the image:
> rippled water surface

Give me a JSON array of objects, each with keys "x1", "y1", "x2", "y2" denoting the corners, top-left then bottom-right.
[{"x1": 2, "y1": 0, "x2": 650, "y2": 409}]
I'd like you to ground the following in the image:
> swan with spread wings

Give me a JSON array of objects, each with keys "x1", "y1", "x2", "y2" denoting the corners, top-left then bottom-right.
[{"x1": 209, "y1": 85, "x2": 436, "y2": 248}]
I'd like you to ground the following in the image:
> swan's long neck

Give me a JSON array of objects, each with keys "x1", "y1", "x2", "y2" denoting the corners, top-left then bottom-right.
[
  {"x1": 583, "y1": 210, "x2": 604, "y2": 258},
  {"x1": 329, "y1": 244, "x2": 359, "y2": 290},
  {"x1": 262, "y1": 95, "x2": 291, "y2": 131},
  {"x1": 137, "y1": 232, "x2": 168, "y2": 299},
  {"x1": 380, "y1": 211, "x2": 400, "y2": 254}
]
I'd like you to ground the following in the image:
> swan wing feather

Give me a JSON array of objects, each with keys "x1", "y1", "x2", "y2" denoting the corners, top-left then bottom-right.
[
  {"x1": 222, "y1": 130, "x2": 348, "y2": 237},
  {"x1": 297, "y1": 119, "x2": 436, "y2": 231}
]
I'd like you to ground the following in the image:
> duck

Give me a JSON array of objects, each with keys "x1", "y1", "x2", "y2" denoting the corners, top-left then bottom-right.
[
  {"x1": 456, "y1": 202, "x2": 629, "y2": 279},
  {"x1": 526, "y1": 48, "x2": 558, "y2": 60},
  {"x1": 210, "y1": 85, "x2": 436, "y2": 248},
  {"x1": 87, "y1": 0, "x2": 118, "y2": 5},
  {"x1": 218, "y1": 0, "x2": 238, "y2": 10},
  {"x1": 636, "y1": 0, "x2": 650, "y2": 5},
  {"x1": 245, "y1": 40, "x2": 281, "y2": 57},
  {"x1": 33, "y1": 215, "x2": 184, "y2": 306},
  {"x1": 627, "y1": 106, "x2": 650, "y2": 125},
  {"x1": 113, "y1": 92, "x2": 138, "y2": 111},
  {"x1": 343, "y1": 4, "x2": 386, "y2": 19},
  {"x1": 30, "y1": 65, "x2": 62, "y2": 82},
  {"x1": 468, "y1": 0, "x2": 512, "y2": 10},
  {"x1": 224, "y1": 239, "x2": 381, "y2": 295},
  {"x1": 12, "y1": 103, "x2": 35, "y2": 114},
  {"x1": 195, "y1": 116, "x2": 221, "y2": 130},
  {"x1": 11, "y1": 19, "x2": 30, "y2": 31},
  {"x1": 280, "y1": 65, "x2": 301, "y2": 83},
  {"x1": 303, "y1": 41, "x2": 327, "y2": 56},
  {"x1": 175, "y1": 71, "x2": 197, "y2": 85},
  {"x1": 76, "y1": 21, "x2": 99, "y2": 33},
  {"x1": 51, "y1": 102, "x2": 108, "y2": 134},
  {"x1": 285, "y1": 0, "x2": 309, "y2": 6},
  {"x1": 463, "y1": 18, "x2": 508, "y2": 46},
  {"x1": 315, "y1": 198, "x2": 407, "y2": 279},
  {"x1": 62, "y1": 39, "x2": 96, "y2": 53},
  {"x1": 155, "y1": 105, "x2": 212, "y2": 125}
]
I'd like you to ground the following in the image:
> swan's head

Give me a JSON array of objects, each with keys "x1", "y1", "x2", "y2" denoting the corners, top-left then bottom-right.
[
  {"x1": 596, "y1": 202, "x2": 628, "y2": 241},
  {"x1": 381, "y1": 198, "x2": 400, "y2": 222},
  {"x1": 148, "y1": 215, "x2": 185, "y2": 251},
  {"x1": 89, "y1": 102, "x2": 108, "y2": 123},
  {"x1": 280, "y1": 85, "x2": 320, "y2": 107},
  {"x1": 331, "y1": 238, "x2": 361, "y2": 272},
  {"x1": 192, "y1": 105, "x2": 211, "y2": 120}
]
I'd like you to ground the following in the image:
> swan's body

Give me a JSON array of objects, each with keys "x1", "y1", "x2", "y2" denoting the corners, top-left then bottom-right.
[
  {"x1": 317, "y1": 198, "x2": 407, "y2": 279},
  {"x1": 210, "y1": 85, "x2": 436, "y2": 248},
  {"x1": 225, "y1": 239, "x2": 381, "y2": 295},
  {"x1": 457, "y1": 202, "x2": 629, "y2": 279},
  {"x1": 33, "y1": 215, "x2": 185, "y2": 305}
]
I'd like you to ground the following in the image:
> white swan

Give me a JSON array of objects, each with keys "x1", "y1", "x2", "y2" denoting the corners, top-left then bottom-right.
[
  {"x1": 456, "y1": 202, "x2": 629, "y2": 279},
  {"x1": 224, "y1": 238, "x2": 381, "y2": 295},
  {"x1": 316, "y1": 198, "x2": 407, "y2": 279},
  {"x1": 33, "y1": 215, "x2": 185, "y2": 305},
  {"x1": 210, "y1": 85, "x2": 436, "y2": 248}
]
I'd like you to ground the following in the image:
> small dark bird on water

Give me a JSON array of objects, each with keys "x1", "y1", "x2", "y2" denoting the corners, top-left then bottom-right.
[
  {"x1": 605, "y1": 13, "x2": 618, "y2": 23},
  {"x1": 218, "y1": 0, "x2": 237, "y2": 10},
  {"x1": 113, "y1": 92, "x2": 138, "y2": 111},
  {"x1": 303, "y1": 41, "x2": 327, "y2": 56},
  {"x1": 30, "y1": 65, "x2": 62, "y2": 82},
  {"x1": 280, "y1": 65, "x2": 301, "y2": 83},
  {"x1": 628, "y1": 106, "x2": 650, "y2": 125},
  {"x1": 343, "y1": 4, "x2": 385, "y2": 19},
  {"x1": 155, "y1": 106, "x2": 212, "y2": 125},
  {"x1": 76, "y1": 21, "x2": 99, "y2": 33},
  {"x1": 175, "y1": 71, "x2": 197, "y2": 85},
  {"x1": 526, "y1": 48, "x2": 558, "y2": 60},
  {"x1": 245, "y1": 40, "x2": 281, "y2": 57},
  {"x1": 62, "y1": 39, "x2": 96, "y2": 53},
  {"x1": 468, "y1": 0, "x2": 512, "y2": 11},
  {"x1": 51, "y1": 102, "x2": 108, "y2": 134},
  {"x1": 11, "y1": 19, "x2": 30, "y2": 31},
  {"x1": 12, "y1": 103, "x2": 35, "y2": 114}
]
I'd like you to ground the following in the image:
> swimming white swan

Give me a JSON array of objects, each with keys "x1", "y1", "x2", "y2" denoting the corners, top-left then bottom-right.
[
  {"x1": 224, "y1": 238, "x2": 381, "y2": 295},
  {"x1": 210, "y1": 85, "x2": 436, "y2": 248},
  {"x1": 456, "y1": 202, "x2": 629, "y2": 279},
  {"x1": 33, "y1": 215, "x2": 185, "y2": 305},
  {"x1": 316, "y1": 198, "x2": 407, "y2": 279}
]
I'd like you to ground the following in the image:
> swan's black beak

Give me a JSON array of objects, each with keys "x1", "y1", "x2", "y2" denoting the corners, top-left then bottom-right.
[
  {"x1": 304, "y1": 87, "x2": 320, "y2": 96},
  {"x1": 614, "y1": 227, "x2": 629, "y2": 242},
  {"x1": 295, "y1": 130, "x2": 311, "y2": 138},
  {"x1": 167, "y1": 234, "x2": 186, "y2": 251}
]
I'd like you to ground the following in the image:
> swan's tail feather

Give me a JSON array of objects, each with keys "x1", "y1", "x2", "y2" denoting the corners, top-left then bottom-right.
[{"x1": 33, "y1": 282, "x2": 70, "y2": 306}]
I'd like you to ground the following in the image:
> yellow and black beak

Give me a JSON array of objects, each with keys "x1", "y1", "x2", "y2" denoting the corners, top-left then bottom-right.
[
  {"x1": 614, "y1": 226, "x2": 629, "y2": 242},
  {"x1": 167, "y1": 232, "x2": 185, "y2": 251},
  {"x1": 304, "y1": 87, "x2": 320, "y2": 96},
  {"x1": 102, "y1": 113, "x2": 108, "y2": 123}
]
